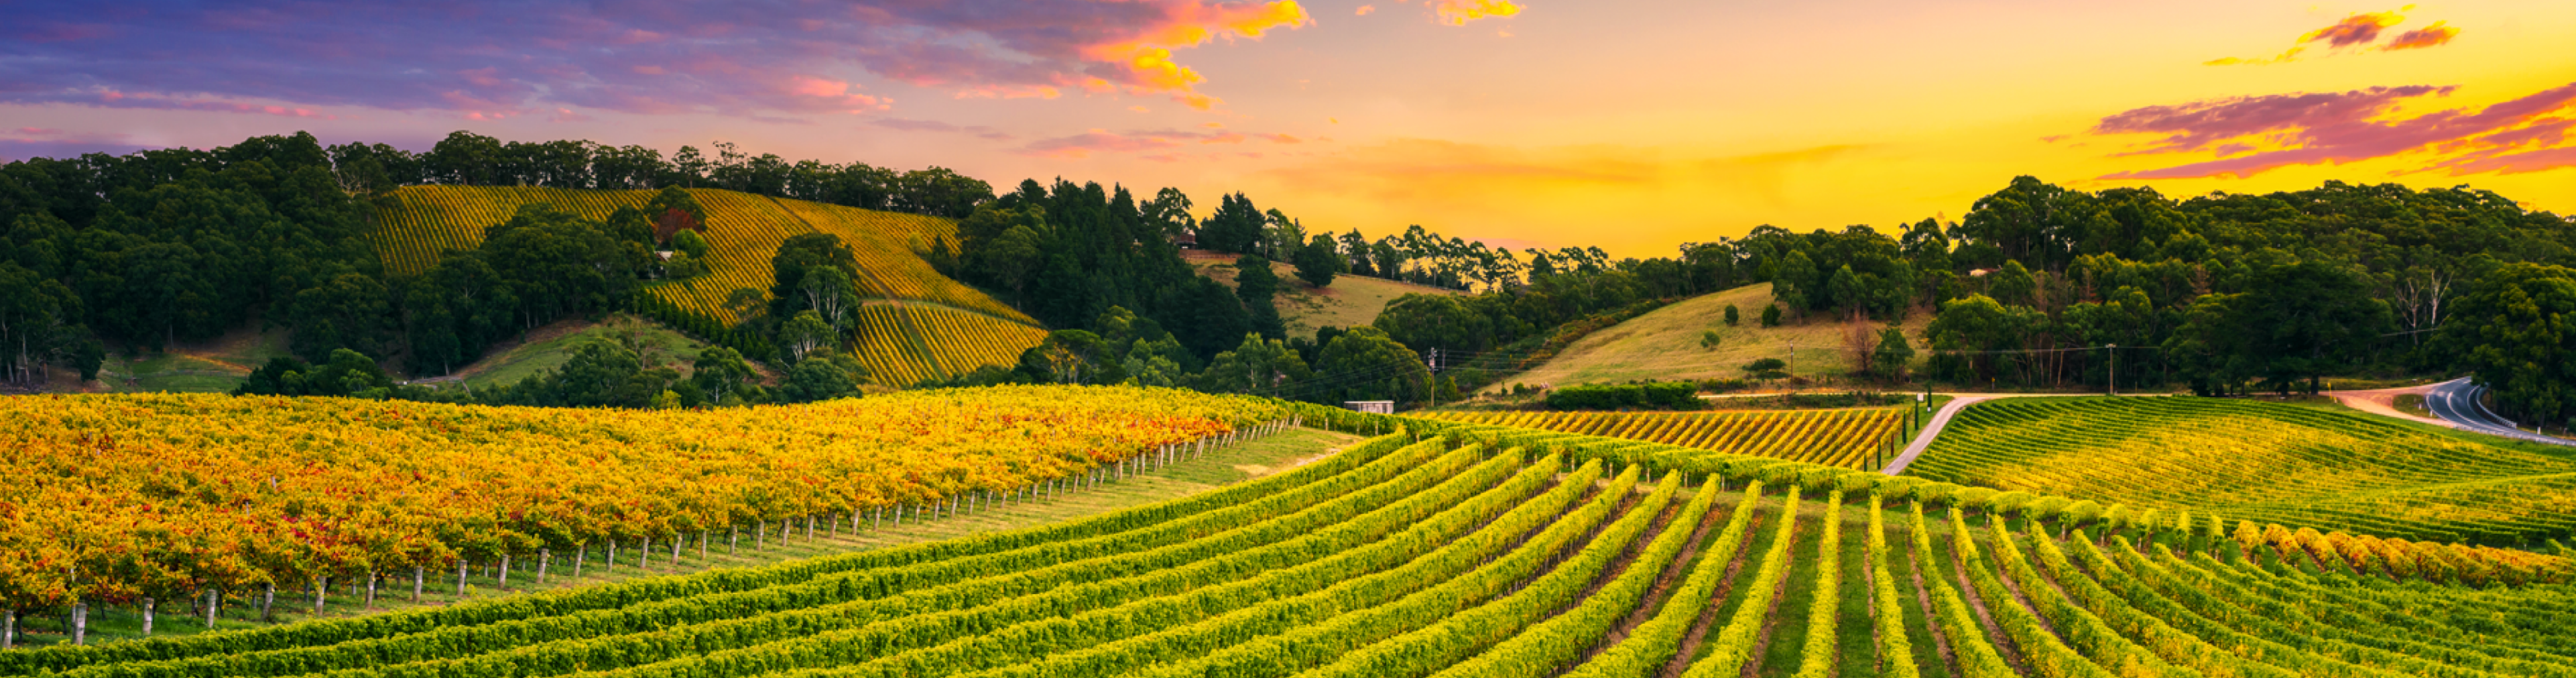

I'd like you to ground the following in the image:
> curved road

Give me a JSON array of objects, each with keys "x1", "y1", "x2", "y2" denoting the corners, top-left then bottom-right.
[
  {"x1": 1880, "y1": 396, "x2": 1990, "y2": 475},
  {"x1": 2422, "y1": 377, "x2": 2576, "y2": 447}
]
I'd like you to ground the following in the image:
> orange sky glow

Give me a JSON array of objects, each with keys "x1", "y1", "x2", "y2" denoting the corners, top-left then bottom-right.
[{"x1": 6, "y1": 0, "x2": 2572, "y2": 258}]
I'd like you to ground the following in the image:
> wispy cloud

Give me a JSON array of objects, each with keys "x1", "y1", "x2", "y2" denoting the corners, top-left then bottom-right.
[
  {"x1": 872, "y1": 118, "x2": 1014, "y2": 140},
  {"x1": 0, "y1": 128, "x2": 156, "y2": 162},
  {"x1": 1426, "y1": 0, "x2": 1522, "y2": 25},
  {"x1": 2301, "y1": 11, "x2": 2404, "y2": 48},
  {"x1": 2384, "y1": 22, "x2": 2459, "y2": 51},
  {"x1": 2090, "y1": 82, "x2": 2576, "y2": 180},
  {"x1": 1017, "y1": 126, "x2": 1304, "y2": 158},
  {"x1": 0, "y1": 0, "x2": 1312, "y2": 119},
  {"x1": 2206, "y1": 9, "x2": 2460, "y2": 65}
]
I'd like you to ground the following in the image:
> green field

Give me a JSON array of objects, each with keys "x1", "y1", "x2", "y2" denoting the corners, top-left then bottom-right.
[
  {"x1": 1497, "y1": 282, "x2": 1935, "y2": 391},
  {"x1": 76, "y1": 327, "x2": 296, "y2": 394},
  {"x1": 1905, "y1": 396, "x2": 2576, "y2": 545},
  {"x1": 433, "y1": 314, "x2": 724, "y2": 390},
  {"x1": 9, "y1": 411, "x2": 2563, "y2": 677}
]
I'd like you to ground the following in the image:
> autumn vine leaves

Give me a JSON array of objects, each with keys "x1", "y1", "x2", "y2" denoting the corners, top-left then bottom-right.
[{"x1": 0, "y1": 386, "x2": 1284, "y2": 615}]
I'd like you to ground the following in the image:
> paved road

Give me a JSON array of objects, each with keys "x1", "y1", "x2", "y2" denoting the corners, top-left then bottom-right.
[
  {"x1": 2422, "y1": 377, "x2": 2576, "y2": 447},
  {"x1": 1880, "y1": 396, "x2": 1994, "y2": 475}
]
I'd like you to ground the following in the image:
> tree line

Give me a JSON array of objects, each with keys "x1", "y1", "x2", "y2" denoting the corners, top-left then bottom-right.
[
  {"x1": 13, "y1": 131, "x2": 2576, "y2": 425},
  {"x1": 0, "y1": 131, "x2": 985, "y2": 392}
]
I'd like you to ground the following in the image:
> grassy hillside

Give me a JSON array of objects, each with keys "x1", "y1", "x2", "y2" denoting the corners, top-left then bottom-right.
[
  {"x1": 68, "y1": 326, "x2": 294, "y2": 394},
  {"x1": 1908, "y1": 396, "x2": 2576, "y2": 544},
  {"x1": 1183, "y1": 251, "x2": 1464, "y2": 339},
  {"x1": 372, "y1": 186, "x2": 1045, "y2": 385},
  {"x1": 428, "y1": 314, "x2": 733, "y2": 390},
  {"x1": 1499, "y1": 282, "x2": 1934, "y2": 390}
]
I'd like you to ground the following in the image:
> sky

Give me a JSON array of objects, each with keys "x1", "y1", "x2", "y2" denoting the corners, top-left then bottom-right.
[{"x1": 5, "y1": 0, "x2": 2574, "y2": 258}]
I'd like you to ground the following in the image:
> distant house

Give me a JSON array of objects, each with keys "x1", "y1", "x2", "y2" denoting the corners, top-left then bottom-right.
[
  {"x1": 1345, "y1": 400, "x2": 1395, "y2": 414},
  {"x1": 1170, "y1": 230, "x2": 1199, "y2": 249}
]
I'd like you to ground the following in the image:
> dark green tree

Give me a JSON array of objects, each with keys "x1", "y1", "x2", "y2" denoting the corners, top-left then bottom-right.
[
  {"x1": 1294, "y1": 234, "x2": 1342, "y2": 288},
  {"x1": 1872, "y1": 327, "x2": 1916, "y2": 379},
  {"x1": 1312, "y1": 326, "x2": 1430, "y2": 404},
  {"x1": 2440, "y1": 263, "x2": 2576, "y2": 425}
]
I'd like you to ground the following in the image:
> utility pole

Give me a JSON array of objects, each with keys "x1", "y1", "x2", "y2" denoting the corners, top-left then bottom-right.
[
  {"x1": 1425, "y1": 347, "x2": 1440, "y2": 408},
  {"x1": 2107, "y1": 344, "x2": 2117, "y2": 396}
]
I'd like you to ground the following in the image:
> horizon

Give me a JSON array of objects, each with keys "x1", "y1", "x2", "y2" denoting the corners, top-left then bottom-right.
[{"x1": 6, "y1": 0, "x2": 2574, "y2": 258}]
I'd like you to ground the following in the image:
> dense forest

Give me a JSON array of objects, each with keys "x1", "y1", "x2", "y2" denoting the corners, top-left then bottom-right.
[{"x1": 8, "y1": 131, "x2": 2576, "y2": 423}]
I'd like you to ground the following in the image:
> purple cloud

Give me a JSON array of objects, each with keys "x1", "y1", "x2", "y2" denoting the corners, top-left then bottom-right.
[
  {"x1": 2090, "y1": 82, "x2": 2576, "y2": 179},
  {"x1": 0, "y1": 0, "x2": 1310, "y2": 119},
  {"x1": 0, "y1": 128, "x2": 158, "y2": 162},
  {"x1": 2091, "y1": 86, "x2": 2455, "y2": 156}
]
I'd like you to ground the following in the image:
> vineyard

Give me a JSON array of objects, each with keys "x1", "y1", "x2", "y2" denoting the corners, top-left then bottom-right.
[
  {"x1": 1904, "y1": 396, "x2": 2576, "y2": 545},
  {"x1": 0, "y1": 387, "x2": 1293, "y2": 646},
  {"x1": 4, "y1": 406, "x2": 2568, "y2": 677},
  {"x1": 1416, "y1": 407, "x2": 1914, "y2": 469},
  {"x1": 369, "y1": 185, "x2": 1046, "y2": 380},
  {"x1": 849, "y1": 303, "x2": 1052, "y2": 388}
]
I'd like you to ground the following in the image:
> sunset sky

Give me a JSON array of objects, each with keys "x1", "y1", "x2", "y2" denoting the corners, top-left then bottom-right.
[{"x1": 7, "y1": 0, "x2": 2573, "y2": 258}]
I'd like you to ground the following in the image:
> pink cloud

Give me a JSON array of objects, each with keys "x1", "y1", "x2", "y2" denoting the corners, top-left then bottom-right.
[
  {"x1": 2092, "y1": 82, "x2": 2576, "y2": 180},
  {"x1": 2384, "y1": 21, "x2": 2459, "y2": 50},
  {"x1": 2207, "y1": 10, "x2": 2457, "y2": 65},
  {"x1": 2302, "y1": 11, "x2": 2402, "y2": 48},
  {"x1": 1, "y1": 1, "x2": 1315, "y2": 121},
  {"x1": 2092, "y1": 85, "x2": 2454, "y2": 156}
]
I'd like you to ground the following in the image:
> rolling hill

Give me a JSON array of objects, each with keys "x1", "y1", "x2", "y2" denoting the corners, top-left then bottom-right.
[
  {"x1": 372, "y1": 186, "x2": 1046, "y2": 386},
  {"x1": 13, "y1": 406, "x2": 2564, "y2": 674},
  {"x1": 1495, "y1": 282, "x2": 1936, "y2": 391},
  {"x1": 1182, "y1": 250, "x2": 1465, "y2": 339},
  {"x1": 1908, "y1": 396, "x2": 2576, "y2": 544}
]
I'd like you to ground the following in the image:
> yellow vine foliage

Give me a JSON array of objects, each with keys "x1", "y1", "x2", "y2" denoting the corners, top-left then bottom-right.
[{"x1": 0, "y1": 386, "x2": 1284, "y2": 607}]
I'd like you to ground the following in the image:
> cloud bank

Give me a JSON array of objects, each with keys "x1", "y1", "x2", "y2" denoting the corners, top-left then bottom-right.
[{"x1": 0, "y1": 0, "x2": 1312, "y2": 119}]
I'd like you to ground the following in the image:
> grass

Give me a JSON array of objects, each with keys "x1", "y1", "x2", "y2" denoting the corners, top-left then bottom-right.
[
  {"x1": 68, "y1": 326, "x2": 298, "y2": 394},
  {"x1": 439, "y1": 313, "x2": 722, "y2": 389},
  {"x1": 1184, "y1": 251, "x2": 1463, "y2": 339},
  {"x1": 2393, "y1": 393, "x2": 2433, "y2": 418},
  {"x1": 4, "y1": 427, "x2": 1359, "y2": 650},
  {"x1": 1502, "y1": 283, "x2": 1935, "y2": 391}
]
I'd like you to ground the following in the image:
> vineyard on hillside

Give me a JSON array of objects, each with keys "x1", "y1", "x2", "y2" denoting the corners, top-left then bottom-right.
[
  {"x1": 0, "y1": 388, "x2": 1289, "y2": 636},
  {"x1": 1417, "y1": 407, "x2": 1914, "y2": 469},
  {"x1": 772, "y1": 197, "x2": 1032, "y2": 323},
  {"x1": 849, "y1": 303, "x2": 1053, "y2": 388},
  {"x1": 1904, "y1": 396, "x2": 2576, "y2": 545},
  {"x1": 369, "y1": 186, "x2": 1046, "y2": 380},
  {"x1": 5, "y1": 410, "x2": 2567, "y2": 677}
]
